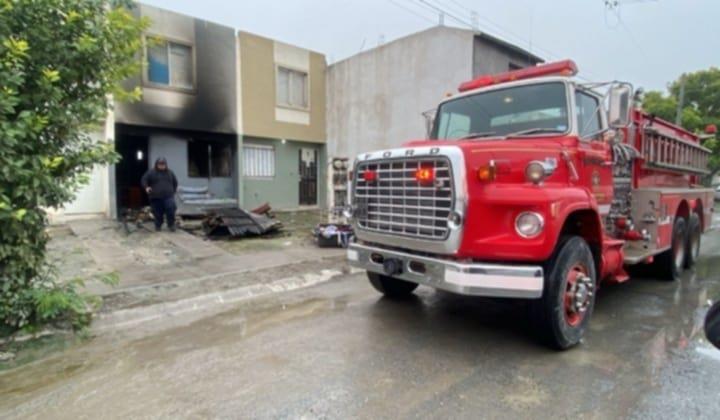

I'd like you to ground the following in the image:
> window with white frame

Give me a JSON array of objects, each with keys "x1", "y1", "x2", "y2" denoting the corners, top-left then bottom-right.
[
  {"x1": 243, "y1": 145, "x2": 275, "y2": 178},
  {"x1": 146, "y1": 37, "x2": 194, "y2": 90},
  {"x1": 276, "y1": 67, "x2": 308, "y2": 109}
]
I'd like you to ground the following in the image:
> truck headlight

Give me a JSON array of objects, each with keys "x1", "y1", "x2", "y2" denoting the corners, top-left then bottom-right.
[
  {"x1": 525, "y1": 162, "x2": 546, "y2": 184},
  {"x1": 447, "y1": 211, "x2": 463, "y2": 230},
  {"x1": 515, "y1": 212, "x2": 544, "y2": 238}
]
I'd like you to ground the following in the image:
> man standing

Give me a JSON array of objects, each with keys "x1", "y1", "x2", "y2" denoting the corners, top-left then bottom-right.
[{"x1": 141, "y1": 157, "x2": 178, "y2": 232}]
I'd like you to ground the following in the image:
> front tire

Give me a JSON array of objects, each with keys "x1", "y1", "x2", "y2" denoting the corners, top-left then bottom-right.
[
  {"x1": 530, "y1": 236, "x2": 597, "y2": 350},
  {"x1": 367, "y1": 272, "x2": 418, "y2": 298}
]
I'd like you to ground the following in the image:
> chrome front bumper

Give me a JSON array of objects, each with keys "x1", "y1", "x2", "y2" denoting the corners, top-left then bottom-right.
[{"x1": 348, "y1": 243, "x2": 544, "y2": 299}]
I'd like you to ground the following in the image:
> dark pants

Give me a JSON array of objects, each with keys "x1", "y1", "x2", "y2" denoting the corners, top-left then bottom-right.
[{"x1": 150, "y1": 197, "x2": 176, "y2": 229}]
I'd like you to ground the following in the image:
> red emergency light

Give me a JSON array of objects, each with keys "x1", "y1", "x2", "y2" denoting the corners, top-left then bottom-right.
[
  {"x1": 415, "y1": 167, "x2": 435, "y2": 184},
  {"x1": 362, "y1": 169, "x2": 378, "y2": 182},
  {"x1": 458, "y1": 60, "x2": 579, "y2": 93}
]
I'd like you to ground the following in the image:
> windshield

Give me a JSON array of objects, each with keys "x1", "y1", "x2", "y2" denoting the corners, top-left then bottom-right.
[{"x1": 431, "y1": 82, "x2": 570, "y2": 139}]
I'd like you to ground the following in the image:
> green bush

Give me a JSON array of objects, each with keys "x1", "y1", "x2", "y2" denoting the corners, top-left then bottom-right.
[{"x1": 0, "y1": 0, "x2": 147, "y2": 331}]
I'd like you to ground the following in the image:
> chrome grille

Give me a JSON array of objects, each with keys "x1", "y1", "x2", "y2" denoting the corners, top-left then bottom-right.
[{"x1": 353, "y1": 157, "x2": 454, "y2": 240}]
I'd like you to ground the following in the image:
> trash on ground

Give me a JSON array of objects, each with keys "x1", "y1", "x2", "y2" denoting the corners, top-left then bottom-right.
[
  {"x1": 203, "y1": 207, "x2": 283, "y2": 239},
  {"x1": 120, "y1": 206, "x2": 154, "y2": 234},
  {"x1": 251, "y1": 202, "x2": 273, "y2": 217},
  {"x1": 313, "y1": 223, "x2": 354, "y2": 248}
]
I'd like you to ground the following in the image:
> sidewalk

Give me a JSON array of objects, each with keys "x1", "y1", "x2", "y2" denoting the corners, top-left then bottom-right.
[{"x1": 48, "y1": 216, "x2": 347, "y2": 316}]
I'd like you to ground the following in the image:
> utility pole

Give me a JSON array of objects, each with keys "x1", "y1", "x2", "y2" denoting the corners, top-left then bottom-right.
[
  {"x1": 470, "y1": 12, "x2": 479, "y2": 31},
  {"x1": 439, "y1": 12, "x2": 445, "y2": 26},
  {"x1": 675, "y1": 76, "x2": 686, "y2": 126}
]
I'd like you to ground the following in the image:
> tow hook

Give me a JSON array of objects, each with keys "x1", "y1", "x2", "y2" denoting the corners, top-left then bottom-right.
[{"x1": 383, "y1": 258, "x2": 403, "y2": 276}]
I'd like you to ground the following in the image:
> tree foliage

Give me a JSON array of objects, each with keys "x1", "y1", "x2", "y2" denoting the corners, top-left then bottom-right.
[
  {"x1": 0, "y1": 0, "x2": 147, "y2": 330},
  {"x1": 642, "y1": 67, "x2": 720, "y2": 177}
]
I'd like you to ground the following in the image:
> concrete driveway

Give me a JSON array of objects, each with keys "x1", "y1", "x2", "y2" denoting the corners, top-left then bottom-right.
[{"x1": 2, "y1": 232, "x2": 720, "y2": 419}]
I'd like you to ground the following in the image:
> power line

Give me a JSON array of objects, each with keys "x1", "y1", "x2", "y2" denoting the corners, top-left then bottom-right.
[
  {"x1": 415, "y1": 0, "x2": 569, "y2": 65},
  {"x1": 412, "y1": 0, "x2": 476, "y2": 28},
  {"x1": 386, "y1": 0, "x2": 437, "y2": 24},
  {"x1": 429, "y1": 0, "x2": 603, "y2": 81},
  {"x1": 602, "y1": 0, "x2": 653, "y2": 63},
  {"x1": 397, "y1": 0, "x2": 602, "y2": 81}
]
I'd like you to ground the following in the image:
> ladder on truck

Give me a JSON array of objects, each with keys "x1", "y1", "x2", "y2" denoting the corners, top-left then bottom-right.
[{"x1": 642, "y1": 127, "x2": 711, "y2": 175}]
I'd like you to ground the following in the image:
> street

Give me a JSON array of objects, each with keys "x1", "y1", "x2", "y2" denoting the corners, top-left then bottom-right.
[{"x1": 2, "y1": 229, "x2": 720, "y2": 419}]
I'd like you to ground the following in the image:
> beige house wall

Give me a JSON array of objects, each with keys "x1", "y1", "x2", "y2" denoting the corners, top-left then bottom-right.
[{"x1": 237, "y1": 32, "x2": 326, "y2": 143}]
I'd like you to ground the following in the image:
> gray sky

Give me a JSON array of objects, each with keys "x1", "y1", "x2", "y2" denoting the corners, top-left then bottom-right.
[{"x1": 142, "y1": 0, "x2": 718, "y2": 92}]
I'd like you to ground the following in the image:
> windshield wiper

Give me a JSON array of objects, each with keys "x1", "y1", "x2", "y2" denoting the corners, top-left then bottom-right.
[
  {"x1": 504, "y1": 127, "x2": 565, "y2": 138},
  {"x1": 458, "y1": 131, "x2": 497, "y2": 140}
]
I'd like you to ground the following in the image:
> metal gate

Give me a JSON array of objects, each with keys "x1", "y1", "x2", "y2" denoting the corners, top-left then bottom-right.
[{"x1": 299, "y1": 148, "x2": 318, "y2": 205}]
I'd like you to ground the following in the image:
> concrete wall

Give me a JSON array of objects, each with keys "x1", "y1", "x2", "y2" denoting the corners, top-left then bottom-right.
[
  {"x1": 242, "y1": 137, "x2": 326, "y2": 210},
  {"x1": 149, "y1": 133, "x2": 236, "y2": 199},
  {"x1": 238, "y1": 32, "x2": 326, "y2": 143},
  {"x1": 472, "y1": 35, "x2": 542, "y2": 77},
  {"x1": 326, "y1": 27, "x2": 543, "y2": 163},
  {"x1": 115, "y1": 4, "x2": 237, "y2": 134},
  {"x1": 326, "y1": 27, "x2": 474, "y2": 161}
]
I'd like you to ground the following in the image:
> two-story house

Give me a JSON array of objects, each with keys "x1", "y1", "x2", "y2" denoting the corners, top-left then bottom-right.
[
  {"x1": 237, "y1": 31, "x2": 327, "y2": 210},
  {"x1": 52, "y1": 3, "x2": 327, "y2": 221}
]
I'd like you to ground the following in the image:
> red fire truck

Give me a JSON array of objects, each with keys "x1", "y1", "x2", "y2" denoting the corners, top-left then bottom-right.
[{"x1": 346, "y1": 60, "x2": 714, "y2": 349}]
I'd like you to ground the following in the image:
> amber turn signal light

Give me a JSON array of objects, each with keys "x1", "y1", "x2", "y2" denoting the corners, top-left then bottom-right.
[{"x1": 477, "y1": 162, "x2": 496, "y2": 182}]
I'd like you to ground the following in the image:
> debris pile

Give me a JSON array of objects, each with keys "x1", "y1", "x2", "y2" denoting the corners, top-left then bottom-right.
[
  {"x1": 120, "y1": 207, "x2": 155, "y2": 234},
  {"x1": 312, "y1": 223, "x2": 354, "y2": 248},
  {"x1": 203, "y1": 207, "x2": 283, "y2": 239}
]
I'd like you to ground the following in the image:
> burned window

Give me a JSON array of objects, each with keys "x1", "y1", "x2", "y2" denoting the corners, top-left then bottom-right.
[
  {"x1": 146, "y1": 37, "x2": 194, "y2": 90},
  {"x1": 188, "y1": 141, "x2": 232, "y2": 178},
  {"x1": 188, "y1": 141, "x2": 209, "y2": 178},
  {"x1": 211, "y1": 143, "x2": 233, "y2": 178}
]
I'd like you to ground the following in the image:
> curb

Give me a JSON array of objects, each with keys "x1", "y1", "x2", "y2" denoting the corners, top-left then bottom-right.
[
  {"x1": 95, "y1": 255, "x2": 346, "y2": 299},
  {"x1": 92, "y1": 268, "x2": 345, "y2": 332}
]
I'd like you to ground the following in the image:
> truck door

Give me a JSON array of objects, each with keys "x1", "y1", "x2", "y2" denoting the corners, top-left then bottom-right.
[{"x1": 575, "y1": 90, "x2": 613, "y2": 215}]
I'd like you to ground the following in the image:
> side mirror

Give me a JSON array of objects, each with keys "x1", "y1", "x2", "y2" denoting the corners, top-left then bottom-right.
[
  {"x1": 705, "y1": 300, "x2": 720, "y2": 349},
  {"x1": 607, "y1": 83, "x2": 633, "y2": 128},
  {"x1": 422, "y1": 109, "x2": 436, "y2": 138}
]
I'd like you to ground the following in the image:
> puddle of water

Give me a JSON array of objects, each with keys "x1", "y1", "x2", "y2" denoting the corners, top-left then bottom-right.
[{"x1": 695, "y1": 345, "x2": 720, "y2": 361}]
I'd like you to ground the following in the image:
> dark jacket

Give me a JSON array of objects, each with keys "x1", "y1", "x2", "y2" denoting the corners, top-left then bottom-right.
[{"x1": 141, "y1": 167, "x2": 178, "y2": 200}]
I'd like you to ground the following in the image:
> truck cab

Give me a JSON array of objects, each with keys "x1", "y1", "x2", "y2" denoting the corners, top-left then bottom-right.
[{"x1": 346, "y1": 60, "x2": 713, "y2": 349}]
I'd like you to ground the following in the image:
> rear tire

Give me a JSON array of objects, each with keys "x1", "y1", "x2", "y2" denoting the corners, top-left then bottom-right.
[
  {"x1": 529, "y1": 236, "x2": 597, "y2": 350},
  {"x1": 367, "y1": 272, "x2": 418, "y2": 298},
  {"x1": 654, "y1": 216, "x2": 687, "y2": 280},
  {"x1": 684, "y1": 213, "x2": 701, "y2": 268}
]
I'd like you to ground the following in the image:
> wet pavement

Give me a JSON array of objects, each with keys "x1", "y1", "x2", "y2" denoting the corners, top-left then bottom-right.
[{"x1": 2, "y1": 231, "x2": 720, "y2": 419}]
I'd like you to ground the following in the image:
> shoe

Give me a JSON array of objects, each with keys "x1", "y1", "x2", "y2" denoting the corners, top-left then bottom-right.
[
  {"x1": 155, "y1": 226, "x2": 161, "y2": 232},
  {"x1": 168, "y1": 226, "x2": 176, "y2": 232}
]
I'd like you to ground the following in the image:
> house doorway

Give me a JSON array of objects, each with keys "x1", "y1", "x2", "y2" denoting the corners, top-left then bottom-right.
[
  {"x1": 298, "y1": 148, "x2": 318, "y2": 206},
  {"x1": 115, "y1": 134, "x2": 150, "y2": 213}
]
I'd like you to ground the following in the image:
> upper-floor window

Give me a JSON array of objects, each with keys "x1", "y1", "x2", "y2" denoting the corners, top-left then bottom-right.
[
  {"x1": 146, "y1": 37, "x2": 194, "y2": 90},
  {"x1": 575, "y1": 90, "x2": 602, "y2": 138},
  {"x1": 276, "y1": 67, "x2": 308, "y2": 109}
]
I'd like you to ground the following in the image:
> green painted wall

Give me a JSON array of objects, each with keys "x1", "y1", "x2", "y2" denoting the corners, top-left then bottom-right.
[{"x1": 241, "y1": 137, "x2": 326, "y2": 210}]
